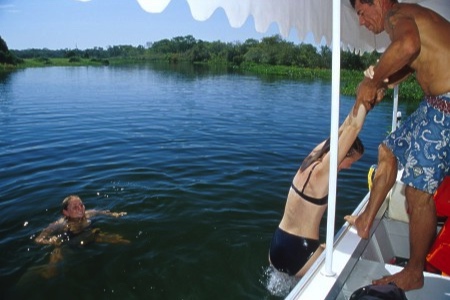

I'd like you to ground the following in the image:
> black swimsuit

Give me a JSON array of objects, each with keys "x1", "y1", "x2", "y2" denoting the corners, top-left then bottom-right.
[
  {"x1": 291, "y1": 162, "x2": 328, "y2": 206},
  {"x1": 58, "y1": 220, "x2": 98, "y2": 247},
  {"x1": 269, "y1": 228, "x2": 320, "y2": 276},
  {"x1": 269, "y1": 162, "x2": 327, "y2": 276}
]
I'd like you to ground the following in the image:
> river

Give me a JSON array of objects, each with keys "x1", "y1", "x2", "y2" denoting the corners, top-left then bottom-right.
[{"x1": 0, "y1": 63, "x2": 409, "y2": 299}]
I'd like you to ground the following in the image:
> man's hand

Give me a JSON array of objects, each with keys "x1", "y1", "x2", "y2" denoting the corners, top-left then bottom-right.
[
  {"x1": 353, "y1": 65, "x2": 389, "y2": 116},
  {"x1": 364, "y1": 63, "x2": 388, "y2": 103},
  {"x1": 353, "y1": 77, "x2": 378, "y2": 116},
  {"x1": 376, "y1": 88, "x2": 386, "y2": 103}
]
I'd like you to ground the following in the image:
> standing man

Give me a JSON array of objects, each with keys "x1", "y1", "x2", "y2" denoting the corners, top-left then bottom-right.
[{"x1": 344, "y1": 0, "x2": 450, "y2": 291}]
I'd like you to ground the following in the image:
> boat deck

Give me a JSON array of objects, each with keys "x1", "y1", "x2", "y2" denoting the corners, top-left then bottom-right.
[
  {"x1": 337, "y1": 259, "x2": 450, "y2": 299},
  {"x1": 336, "y1": 218, "x2": 450, "y2": 300}
]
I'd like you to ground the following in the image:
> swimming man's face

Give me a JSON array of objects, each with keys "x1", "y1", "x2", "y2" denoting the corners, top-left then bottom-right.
[{"x1": 63, "y1": 198, "x2": 86, "y2": 219}]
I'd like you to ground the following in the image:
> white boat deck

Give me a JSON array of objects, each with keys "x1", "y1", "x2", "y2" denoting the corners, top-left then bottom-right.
[{"x1": 338, "y1": 259, "x2": 450, "y2": 300}]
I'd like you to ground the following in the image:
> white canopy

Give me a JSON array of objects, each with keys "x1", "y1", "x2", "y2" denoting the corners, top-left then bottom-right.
[{"x1": 137, "y1": 0, "x2": 450, "y2": 53}]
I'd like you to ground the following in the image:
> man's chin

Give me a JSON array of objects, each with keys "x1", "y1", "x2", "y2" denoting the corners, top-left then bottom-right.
[
  {"x1": 371, "y1": 27, "x2": 384, "y2": 35},
  {"x1": 365, "y1": 26, "x2": 381, "y2": 34}
]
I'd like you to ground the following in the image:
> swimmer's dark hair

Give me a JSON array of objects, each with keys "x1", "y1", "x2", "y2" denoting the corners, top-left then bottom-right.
[
  {"x1": 62, "y1": 195, "x2": 81, "y2": 211},
  {"x1": 345, "y1": 137, "x2": 365, "y2": 159},
  {"x1": 300, "y1": 137, "x2": 364, "y2": 171}
]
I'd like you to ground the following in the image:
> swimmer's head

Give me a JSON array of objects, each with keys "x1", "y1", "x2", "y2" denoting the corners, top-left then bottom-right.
[
  {"x1": 339, "y1": 137, "x2": 364, "y2": 170},
  {"x1": 62, "y1": 195, "x2": 86, "y2": 220},
  {"x1": 300, "y1": 136, "x2": 364, "y2": 172}
]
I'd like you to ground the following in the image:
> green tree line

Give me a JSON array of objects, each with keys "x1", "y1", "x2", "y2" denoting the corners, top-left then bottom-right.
[{"x1": 8, "y1": 34, "x2": 380, "y2": 71}]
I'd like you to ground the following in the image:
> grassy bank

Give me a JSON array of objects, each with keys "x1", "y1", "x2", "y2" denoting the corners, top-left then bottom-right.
[
  {"x1": 240, "y1": 63, "x2": 423, "y2": 103},
  {"x1": 17, "y1": 57, "x2": 111, "y2": 68}
]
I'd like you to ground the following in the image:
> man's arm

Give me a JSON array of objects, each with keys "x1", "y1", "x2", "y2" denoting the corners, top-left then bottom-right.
[
  {"x1": 386, "y1": 66, "x2": 415, "y2": 87},
  {"x1": 365, "y1": 64, "x2": 413, "y2": 89}
]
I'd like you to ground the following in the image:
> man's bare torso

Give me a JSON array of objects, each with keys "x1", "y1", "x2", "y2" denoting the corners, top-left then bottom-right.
[{"x1": 389, "y1": 3, "x2": 450, "y2": 95}]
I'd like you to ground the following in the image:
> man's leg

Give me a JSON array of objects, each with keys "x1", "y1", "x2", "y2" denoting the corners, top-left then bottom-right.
[
  {"x1": 373, "y1": 186, "x2": 436, "y2": 291},
  {"x1": 345, "y1": 143, "x2": 397, "y2": 239}
]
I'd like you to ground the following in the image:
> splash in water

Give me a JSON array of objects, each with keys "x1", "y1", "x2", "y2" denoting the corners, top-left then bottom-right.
[{"x1": 261, "y1": 266, "x2": 298, "y2": 297}]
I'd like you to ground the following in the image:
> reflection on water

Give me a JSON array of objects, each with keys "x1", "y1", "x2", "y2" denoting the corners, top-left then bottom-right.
[{"x1": 0, "y1": 64, "x2": 406, "y2": 299}]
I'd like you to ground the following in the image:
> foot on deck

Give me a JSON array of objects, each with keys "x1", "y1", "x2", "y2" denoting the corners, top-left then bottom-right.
[{"x1": 372, "y1": 267, "x2": 424, "y2": 291}]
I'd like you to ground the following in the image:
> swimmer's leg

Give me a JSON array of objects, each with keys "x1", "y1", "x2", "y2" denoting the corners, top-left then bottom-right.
[
  {"x1": 95, "y1": 232, "x2": 130, "y2": 244},
  {"x1": 40, "y1": 247, "x2": 63, "y2": 279}
]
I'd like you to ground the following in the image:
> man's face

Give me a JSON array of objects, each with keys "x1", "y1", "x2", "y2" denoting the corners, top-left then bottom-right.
[
  {"x1": 63, "y1": 198, "x2": 86, "y2": 219},
  {"x1": 355, "y1": 0, "x2": 385, "y2": 34}
]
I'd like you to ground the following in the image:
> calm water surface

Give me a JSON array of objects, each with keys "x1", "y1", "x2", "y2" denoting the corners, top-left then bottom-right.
[{"x1": 0, "y1": 64, "x2": 408, "y2": 299}]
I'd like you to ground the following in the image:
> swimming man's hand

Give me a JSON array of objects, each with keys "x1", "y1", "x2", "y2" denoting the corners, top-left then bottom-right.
[{"x1": 111, "y1": 212, "x2": 127, "y2": 218}]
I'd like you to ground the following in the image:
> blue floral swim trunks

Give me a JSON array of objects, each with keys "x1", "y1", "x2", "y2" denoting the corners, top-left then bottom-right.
[{"x1": 383, "y1": 94, "x2": 450, "y2": 195}]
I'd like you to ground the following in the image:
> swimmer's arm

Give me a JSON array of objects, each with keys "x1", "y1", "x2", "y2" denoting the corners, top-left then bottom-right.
[
  {"x1": 85, "y1": 209, "x2": 127, "y2": 218},
  {"x1": 321, "y1": 104, "x2": 367, "y2": 173},
  {"x1": 35, "y1": 219, "x2": 65, "y2": 245},
  {"x1": 341, "y1": 104, "x2": 366, "y2": 132}
]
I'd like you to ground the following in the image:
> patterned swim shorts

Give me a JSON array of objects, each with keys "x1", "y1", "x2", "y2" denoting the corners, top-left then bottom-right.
[{"x1": 383, "y1": 95, "x2": 450, "y2": 194}]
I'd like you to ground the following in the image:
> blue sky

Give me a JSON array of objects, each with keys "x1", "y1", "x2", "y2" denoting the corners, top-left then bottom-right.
[{"x1": 0, "y1": 0, "x2": 312, "y2": 50}]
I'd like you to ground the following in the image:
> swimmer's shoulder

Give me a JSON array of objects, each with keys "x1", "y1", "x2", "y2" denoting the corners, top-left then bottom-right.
[{"x1": 48, "y1": 217, "x2": 68, "y2": 231}]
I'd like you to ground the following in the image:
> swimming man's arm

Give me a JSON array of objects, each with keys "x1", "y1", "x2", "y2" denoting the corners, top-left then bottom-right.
[
  {"x1": 85, "y1": 209, "x2": 127, "y2": 218},
  {"x1": 35, "y1": 219, "x2": 65, "y2": 245}
]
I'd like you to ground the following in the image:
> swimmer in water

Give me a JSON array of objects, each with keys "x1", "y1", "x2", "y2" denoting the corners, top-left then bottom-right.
[
  {"x1": 35, "y1": 195, "x2": 129, "y2": 278},
  {"x1": 35, "y1": 195, "x2": 128, "y2": 246}
]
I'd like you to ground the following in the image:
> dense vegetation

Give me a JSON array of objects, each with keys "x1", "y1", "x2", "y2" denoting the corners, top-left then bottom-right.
[
  {"x1": 3, "y1": 34, "x2": 422, "y2": 101},
  {"x1": 0, "y1": 36, "x2": 23, "y2": 67},
  {"x1": 11, "y1": 35, "x2": 379, "y2": 70}
]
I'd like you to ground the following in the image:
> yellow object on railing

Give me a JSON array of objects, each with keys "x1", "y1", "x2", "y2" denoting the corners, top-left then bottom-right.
[{"x1": 367, "y1": 164, "x2": 378, "y2": 190}]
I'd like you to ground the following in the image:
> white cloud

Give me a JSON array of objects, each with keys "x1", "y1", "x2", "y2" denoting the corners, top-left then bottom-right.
[{"x1": 0, "y1": 4, "x2": 19, "y2": 13}]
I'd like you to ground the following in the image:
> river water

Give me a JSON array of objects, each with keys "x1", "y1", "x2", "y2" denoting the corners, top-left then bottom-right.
[{"x1": 0, "y1": 64, "x2": 408, "y2": 299}]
